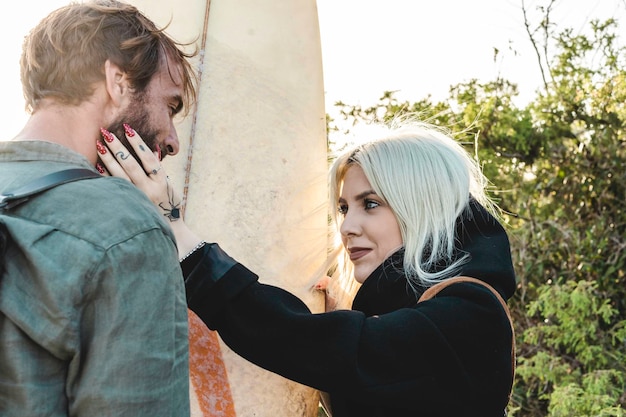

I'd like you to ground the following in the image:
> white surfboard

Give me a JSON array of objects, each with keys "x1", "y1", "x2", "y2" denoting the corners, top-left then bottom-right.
[{"x1": 130, "y1": 1, "x2": 328, "y2": 416}]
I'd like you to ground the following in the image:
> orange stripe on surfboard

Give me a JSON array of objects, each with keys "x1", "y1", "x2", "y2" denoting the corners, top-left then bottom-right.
[{"x1": 188, "y1": 309, "x2": 236, "y2": 417}]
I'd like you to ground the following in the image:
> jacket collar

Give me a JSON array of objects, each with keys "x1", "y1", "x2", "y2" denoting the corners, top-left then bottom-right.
[{"x1": 351, "y1": 249, "x2": 419, "y2": 317}]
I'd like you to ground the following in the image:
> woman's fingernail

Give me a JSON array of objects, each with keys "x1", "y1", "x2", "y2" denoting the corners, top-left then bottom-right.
[
  {"x1": 123, "y1": 123, "x2": 136, "y2": 137},
  {"x1": 96, "y1": 141, "x2": 107, "y2": 155},
  {"x1": 100, "y1": 128, "x2": 115, "y2": 143},
  {"x1": 96, "y1": 163, "x2": 106, "y2": 174}
]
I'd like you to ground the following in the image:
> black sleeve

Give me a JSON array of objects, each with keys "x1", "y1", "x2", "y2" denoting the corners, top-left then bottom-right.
[
  {"x1": 183, "y1": 243, "x2": 258, "y2": 319},
  {"x1": 184, "y1": 244, "x2": 512, "y2": 411}
]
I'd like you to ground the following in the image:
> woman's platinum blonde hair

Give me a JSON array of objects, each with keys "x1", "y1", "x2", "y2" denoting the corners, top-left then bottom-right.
[{"x1": 327, "y1": 119, "x2": 493, "y2": 301}]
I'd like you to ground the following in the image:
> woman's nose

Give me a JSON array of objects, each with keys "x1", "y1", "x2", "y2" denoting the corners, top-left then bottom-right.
[{"x1": 340, "y1": 211, "x2": 361, "y2": 237}]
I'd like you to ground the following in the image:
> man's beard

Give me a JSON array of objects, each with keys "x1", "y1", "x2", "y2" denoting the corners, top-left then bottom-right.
[
  {"x1": 109, "y1": 116, "x2": 161, "y2": 165},
  {"x1": 98, "y1": 93, "x2": 164, "y2": 172}
]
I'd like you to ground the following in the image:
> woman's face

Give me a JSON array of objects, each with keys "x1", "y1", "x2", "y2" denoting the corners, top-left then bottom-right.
[{"x1": 338, "y1": 165, "x2": 403, "y2": 283}]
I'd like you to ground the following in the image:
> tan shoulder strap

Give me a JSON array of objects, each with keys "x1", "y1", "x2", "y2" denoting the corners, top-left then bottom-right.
[{"x1": 418, "y1": 276, "x2": 516, "y2": 401}]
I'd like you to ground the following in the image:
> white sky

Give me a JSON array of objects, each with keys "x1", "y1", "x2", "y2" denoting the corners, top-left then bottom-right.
[
  {"x1": 318, "y1": 0, "x2": 625, "y2": 117},
  {"x1": 2, "y1": 0, "x2": 624, "y2": 139}
]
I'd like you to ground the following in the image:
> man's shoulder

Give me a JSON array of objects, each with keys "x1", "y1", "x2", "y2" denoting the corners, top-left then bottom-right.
[
  {"x1": 7, "y1": 175, "x2": 172, "y2": 247},
  {"x1": 40, "y1": 173, "x2": 153, "y2": 210},
  {"x1": 67, "y1": 174, "x2": 151, "y2": 206},
  {"x1": 59, "y1": 176, "x2": 169, "y2": 238}
]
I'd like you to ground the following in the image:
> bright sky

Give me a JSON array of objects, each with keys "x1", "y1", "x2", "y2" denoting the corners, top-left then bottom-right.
[
  {"x1": 2, "y1": 0, "x2": 624, "y2": 139},
  {"x1": 317, "y1": 0, "x2": 625, "y2": 117}
]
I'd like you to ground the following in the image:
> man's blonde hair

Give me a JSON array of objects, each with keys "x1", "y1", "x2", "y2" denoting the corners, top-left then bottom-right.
[{"x1": 20, "y1": 0, "x2": 197, "y2": 113}]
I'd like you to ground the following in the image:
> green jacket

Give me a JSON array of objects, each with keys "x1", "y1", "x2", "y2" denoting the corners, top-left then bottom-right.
[{"x1": 0, "y1": 141, "x2": 189, "y2": 417}]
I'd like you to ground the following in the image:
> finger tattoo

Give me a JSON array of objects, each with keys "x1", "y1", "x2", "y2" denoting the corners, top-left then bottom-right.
[{"x1": 116, "y1": 151, "x2": 129, "y2": 160}]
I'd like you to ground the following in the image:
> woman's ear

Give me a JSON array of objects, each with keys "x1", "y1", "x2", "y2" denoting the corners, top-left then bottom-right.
[{"x1": 104, "y1": 59, "x2": 130, "y2": 108}]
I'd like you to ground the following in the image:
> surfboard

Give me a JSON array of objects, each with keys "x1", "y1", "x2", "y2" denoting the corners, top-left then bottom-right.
[{"x1": 130, "y1": 1, "x2": 328, "y2": 415}]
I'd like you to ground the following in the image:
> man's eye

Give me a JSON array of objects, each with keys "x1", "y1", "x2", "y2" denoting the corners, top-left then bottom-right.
[{"x1": 170, "y1": 102, "x2": 182, "y2": 116}]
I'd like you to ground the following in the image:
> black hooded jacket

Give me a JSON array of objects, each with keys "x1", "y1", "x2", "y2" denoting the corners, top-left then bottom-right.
[{"x1": 184, "y1": 200, "x2": 516, "y2": 417}]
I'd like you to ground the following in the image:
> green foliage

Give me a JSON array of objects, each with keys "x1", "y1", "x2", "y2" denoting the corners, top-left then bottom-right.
[
  {"x1": 515, "y1": 280, "x2": 626, "y2": 415},
  {"x1": 525, "y1": 281, "x2": 622, "y2": 368},
  {"x1": 328, "y1": 6, "x2": 626, "y2": 416}
]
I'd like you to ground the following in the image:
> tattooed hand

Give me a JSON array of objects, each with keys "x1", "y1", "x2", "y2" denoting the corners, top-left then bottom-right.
[{"x1": 98, "y1": 125, "x2": 183, "y2": 222}]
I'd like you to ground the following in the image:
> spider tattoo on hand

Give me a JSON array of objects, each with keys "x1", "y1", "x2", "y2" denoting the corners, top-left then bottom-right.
[
  {"x1": 158, "y1": 182, "x2": 181, "y2": 221},
  {"x1": 159, "y1": 200, "x2": 181, "y2": 221}
]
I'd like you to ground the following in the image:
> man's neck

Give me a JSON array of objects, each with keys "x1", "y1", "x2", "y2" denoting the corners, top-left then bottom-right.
[{"x1": 12, "y1": 102, "x2": 104, "y2": 166}]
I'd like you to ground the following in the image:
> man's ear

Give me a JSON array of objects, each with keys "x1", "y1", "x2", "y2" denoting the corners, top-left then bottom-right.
[{"x1": 104, "y1": 59, "x2": 130, "y2": 108}]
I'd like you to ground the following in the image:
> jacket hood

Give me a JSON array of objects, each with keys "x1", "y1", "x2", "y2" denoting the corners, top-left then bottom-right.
[
  {"x1": 352, "y1": 199, "x2": 517, "y2": 316},
  {"x1": 456, "y1": 199, "x2": 517, "y2": 300}
]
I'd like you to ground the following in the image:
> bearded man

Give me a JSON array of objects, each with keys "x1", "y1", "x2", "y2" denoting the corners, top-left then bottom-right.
[{"x1": 0, "y1": 2, "x2": 197, "y2": 416}]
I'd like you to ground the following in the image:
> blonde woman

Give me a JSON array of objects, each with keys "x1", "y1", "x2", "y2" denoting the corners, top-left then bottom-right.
[{"x1": 102, "y1": 120, "x2": 516, "y2": 417}]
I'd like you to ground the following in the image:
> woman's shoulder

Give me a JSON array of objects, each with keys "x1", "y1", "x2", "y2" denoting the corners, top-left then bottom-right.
[
  {"x1": 421, "y1": 276, "x2": 507, "y2": 306},
  {"x1": 418, "y1": 277, "x2": 512, "y2": 324}
]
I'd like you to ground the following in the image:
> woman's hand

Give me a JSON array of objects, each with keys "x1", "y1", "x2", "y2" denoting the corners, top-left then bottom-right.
[
  {"x1": 313, "y1": 276, "x2": 340, "y2": 312},
  {"x1": 98, "y1": 124, "x2": 204, "y2": 260},
  {"x1": 97, "y1": 124, "x2": 181, "y2": 220}
]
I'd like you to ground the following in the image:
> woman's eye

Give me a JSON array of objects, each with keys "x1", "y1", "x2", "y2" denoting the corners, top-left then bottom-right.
[
  {"x1": 365, "y1": 200, "x2": 380, "y2": 210},
  {"x1": 337, "y1": 204, "x2": 348, "y2": 215}
]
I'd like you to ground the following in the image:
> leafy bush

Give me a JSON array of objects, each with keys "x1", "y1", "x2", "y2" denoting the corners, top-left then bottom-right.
[{"x1": 328, "y1": 9, "x2": 626, "y2": 415}]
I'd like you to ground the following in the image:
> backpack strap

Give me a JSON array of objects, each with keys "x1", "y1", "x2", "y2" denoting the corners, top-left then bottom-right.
[
  {"x1": 418, "y1": 276, "x2": 516, "y2": 404},
  {"x1": 0, "y1": 168, "x2": 101, "y2": 276},
  {"x1": 0, "y1": 168, "x2": 100, "y2": 210},
  {"x1": 0, "y1": 221, "x2": 8, "y2": 276}
]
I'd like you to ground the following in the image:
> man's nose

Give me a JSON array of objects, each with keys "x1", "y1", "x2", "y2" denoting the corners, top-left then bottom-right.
[{"x1": 163, "y1": 126, "x2": 180, "y2": 156}]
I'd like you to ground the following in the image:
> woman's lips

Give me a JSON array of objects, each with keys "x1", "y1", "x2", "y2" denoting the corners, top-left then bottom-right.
[{"x1": 349, "y1": 248, "x2": 370, "y2": 261}]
